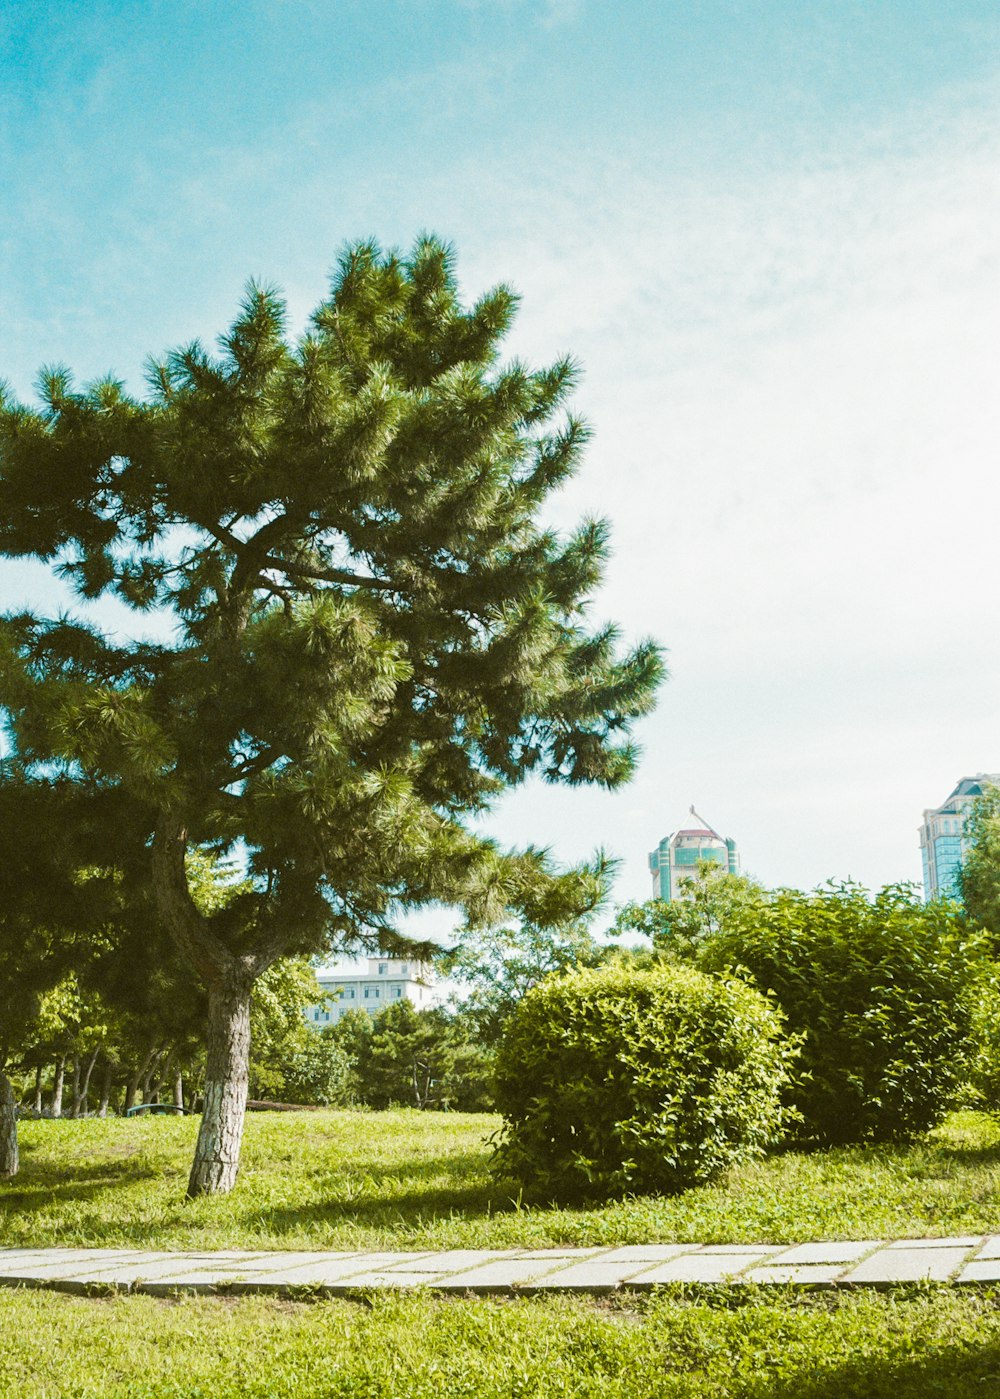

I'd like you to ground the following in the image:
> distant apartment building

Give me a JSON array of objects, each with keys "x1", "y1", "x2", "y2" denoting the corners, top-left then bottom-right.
[
  {"x1": 306, "y1": 957, "x2": 436, "y2": 1026},
  {"x1": 919, "y1": 773, "x2": 1000, "y2": 901},
  {"x1": 648, "y1": 807, "x2": 739, "y2": 901}
]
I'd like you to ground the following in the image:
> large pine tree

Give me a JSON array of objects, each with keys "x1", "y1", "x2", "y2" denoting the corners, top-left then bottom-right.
[{"x1": 0, "y1": 238, "x2": 663, "y2": 1195}]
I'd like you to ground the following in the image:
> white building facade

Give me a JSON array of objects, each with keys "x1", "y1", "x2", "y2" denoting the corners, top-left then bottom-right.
[{"x1": 307, "y1": 957, "x2": 436, "y2": 1026}]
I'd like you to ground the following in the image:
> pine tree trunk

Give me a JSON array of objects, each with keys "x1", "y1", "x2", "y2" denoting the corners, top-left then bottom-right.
[
  {"x1": 50, "y1": 1056, "x2": 65, "y2": 1118},
  {"x1": 97, "y1": 1060, "x2": 113, "y2": 1118},
  {"x1": 0, "y1": 1067, "x2": 17, "y2": 1178},
  {"x1": 32, "y1": 1066, "x2": 43, "y2": 1116},
  {"x1": 187, "y1": 975, "x2": 252, "y2": 1198}
]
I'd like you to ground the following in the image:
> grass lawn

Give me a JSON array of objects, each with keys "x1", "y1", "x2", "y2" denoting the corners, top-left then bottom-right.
[
  {"x1": 2, "y1": 1107, "x2": 1000, "y2": 1253},
  {"x1": 3, "y1": 1287, "x2": 1000, "y2": 1398}
]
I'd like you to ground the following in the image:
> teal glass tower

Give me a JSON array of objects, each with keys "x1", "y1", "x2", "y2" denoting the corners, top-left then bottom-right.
[
  {"x1": 919, "y1": 774, "x2": 1000, "y2": 901},
  {"x1": 649, "y1": 807, "x2": 739, "y2": 901}
]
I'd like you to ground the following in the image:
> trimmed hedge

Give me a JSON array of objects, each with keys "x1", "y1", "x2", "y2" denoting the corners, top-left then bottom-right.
[
  {"x1": 698, "y1": 882, "x2": 990, "y2": 1145},
  {"x1": 491, "y1": 961, "x2": 795, "y2": 1202}
]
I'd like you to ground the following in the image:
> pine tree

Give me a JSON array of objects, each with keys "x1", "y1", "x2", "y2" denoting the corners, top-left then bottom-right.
[{"x1": 0, "y1": 237, "x2": 664, "y2": 1195}]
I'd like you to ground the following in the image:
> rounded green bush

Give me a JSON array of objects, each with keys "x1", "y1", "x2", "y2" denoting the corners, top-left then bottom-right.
[
  {"x1": 491, "y1": 961, "x2": 796, "y2": 1202},
  {"x1": 698, "y1": 882, "x2": 991, "y2": 1146}
]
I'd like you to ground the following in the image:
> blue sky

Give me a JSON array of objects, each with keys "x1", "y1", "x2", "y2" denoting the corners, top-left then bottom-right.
[{"x1": 2, "y1": 1, "x2": 1000, "y2": 909}]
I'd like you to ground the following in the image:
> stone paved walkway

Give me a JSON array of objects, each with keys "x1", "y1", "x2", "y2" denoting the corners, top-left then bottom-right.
[{"x1": 3, "y1": 1237, "x2": 1000, "y2": 1296}]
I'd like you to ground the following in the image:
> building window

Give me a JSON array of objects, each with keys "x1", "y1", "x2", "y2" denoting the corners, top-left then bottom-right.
[
  {"x1": 393, "y1": 987, "x2": 402, "y2": 998},
  {"x1": 364, "y1": 987, "x2": 371, "y2": 999},
  {"x1": 378, "y1": 962, "x2": 388, "y2": 975},
  {"x1": 401, "y1": 962, "x2": 409, "y2": 974}
]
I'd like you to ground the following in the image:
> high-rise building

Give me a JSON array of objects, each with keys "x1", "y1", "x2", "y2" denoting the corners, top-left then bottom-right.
[
  {"x1": 648, "y1": 807, "x2": 739, "y2": 901},
  {"x1": 919, "y1": 773, "x2": 1000, "y2": 901}
]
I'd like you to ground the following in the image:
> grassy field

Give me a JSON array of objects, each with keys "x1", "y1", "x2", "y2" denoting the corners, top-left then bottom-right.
[
  {"x1": 3, "y1": 1107, "x2": 1000, "y2": 1252},
  {"x1": 3, "y1": 1286, "x2": 1000, "y2": 1398}
]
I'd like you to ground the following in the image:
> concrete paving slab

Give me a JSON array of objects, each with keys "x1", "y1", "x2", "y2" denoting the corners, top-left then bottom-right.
[
  {"x1": 324, "y1": 1271, "x2": 454, "y2": 1291},
  {"x1": 516, "y1": 1260, "x2": 647, "y2": 1293},
  {"x1": 974, "y1": 1236, "x2": 1000, "y2": 1260},
  {"x1": 744, "y1": 1264, "x2": 847, "y2": 1285},
  {"x1": 886, "y1": 1237, "x2": 983, "y2": 1249},
  {"x1": 591, "y1": 1246, "x2": 696, "y2": 1265},
  {"x1": 429, "y1": 1259, "x2": 570, "y2": 1292},
  {"x1": 512, "y1": 1248, "x2": 606, "y2": 1260},
  {"x1": 958, "y1": 1259, "x2": 1000, "y2": 1284},
  {"x1": 844, "y1": 1246, "x2": 970, "y2": 1283},
  {"x1": 234, "y1": 1253, "x2": 433, "y2": 1288},
  {"x1": 0, "y1": 1253, "x2": 137, "y2": 1275},
  {"x1": 770, "y1": 1241, "x2": 880, "y2": 1266},
  {"x1": 383, "y1": 1250, "x2": 522, "y2": 1273},
  {"x1": 0, "y1": 1252, "x2": 172, "y2": 1284},
  {"x1": 77, "y1": 1254, "x2": 289, "y2": 1287},
  {"x1": 628, "y1": 1250, "x2": 777, "y2": 1285},
  {"x1": 694, "y1": 1245, "x2": 785, "y2": 1256},
  {"x1": 226, "y1": 1252, "x2": 359, "y2": 1274}
]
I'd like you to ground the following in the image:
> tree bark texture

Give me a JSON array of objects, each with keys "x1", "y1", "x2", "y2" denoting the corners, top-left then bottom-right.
[
  {"x1": 187, "y1": 975, "x2": 253, "y2": 1198},
  {"x1": 97, "y1": 1060, "x2": 113, "y2": 1118},
  {"x1": 173, "y1": 1070, "x2": 185, "y2": 1110},
  {"x1": 74, "y1": 1048, "x2": 99, "y2": 1117},
  {"x1": 124, "y1": 1072, "x2": 139, "y2": 1114},
  {"x1": 50, "y1": 1056, "x2": 65, "y2": 1118},
  {"x1": 0, "y1": 1068, "x2": 19, "y2": 1178}
]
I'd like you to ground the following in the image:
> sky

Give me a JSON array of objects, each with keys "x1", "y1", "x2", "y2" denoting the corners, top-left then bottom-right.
[{"x1": 1, "y1": 0, "x2": 999, "y2": 915}]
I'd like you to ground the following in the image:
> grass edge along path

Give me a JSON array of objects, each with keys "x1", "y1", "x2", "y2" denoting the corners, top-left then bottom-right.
[
  {"x1": 3, "y1": 1108, "x2": 1000, "y2": 1255},
  {"x1": 4, "y1": 1287, "x2": 1000, "y2": 1398}
]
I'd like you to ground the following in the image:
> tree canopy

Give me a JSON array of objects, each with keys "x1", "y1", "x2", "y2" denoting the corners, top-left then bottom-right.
[{"x1": 0, "y1": 236, "x2": 663, "y2": 1194}]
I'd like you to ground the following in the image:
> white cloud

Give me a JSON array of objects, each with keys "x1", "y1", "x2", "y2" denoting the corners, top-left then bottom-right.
[{"x1": 447, "y1": 81, "x2": 1000, "y2": 898}]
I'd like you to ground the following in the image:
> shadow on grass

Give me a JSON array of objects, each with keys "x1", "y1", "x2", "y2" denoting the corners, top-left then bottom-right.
[
  {"x1": 751, "y1": 1337, "x2": 1000, "y2": 1399},
  {"x1": 243, "y1": 1148, "x2": 523, "y2": 1236},
  {"x1": 0, "y1": 1159, "x2": 167, "y2": 1211}
]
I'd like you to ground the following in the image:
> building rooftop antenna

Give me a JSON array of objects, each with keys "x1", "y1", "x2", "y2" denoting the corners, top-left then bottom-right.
[{"x1": 688, "y1": 804, "x2": 722, "y2": 839}]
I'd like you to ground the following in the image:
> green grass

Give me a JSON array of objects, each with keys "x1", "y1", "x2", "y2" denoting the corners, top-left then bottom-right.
[
  {"x1": 3, "y1": 1107, "x2": 1000, "y2": 1252},
  {"x1": 4, "y1": 1287, "x2": 1000, "y2": 1397}
]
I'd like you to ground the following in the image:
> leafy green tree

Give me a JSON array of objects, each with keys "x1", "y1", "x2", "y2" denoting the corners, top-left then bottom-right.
[
  {"x1": 443, "y1": 909, "x2": 609, "y2": 1046},
  {"x1": 328, "y1": 1007, "x2": 376, "y2": 1104},
  {"x1": 0, "y1": 777, "x2": 126, "y2": 1171},
  {"x1": 277, "y1": 1026, "x2": 354, "y2": 1107},
  {"x1": 698, "y1": 881, "x2": 990, "y2": 1144},
  {"x1": 0, "y1": 237, "x2": 663, "y2": 1195},
  {"x1": 358, "y1": 1000, "x2": 491, "y2": 1110},
  {"x1": 247, "y1": 959, "x2": 329, "y2": 1101},
  {"x1": 960, "y1": 786, "x2": 1000, "y2": 939},
  {"x1": 613, "y1": 864, "x2": 770, "y2": 961}
]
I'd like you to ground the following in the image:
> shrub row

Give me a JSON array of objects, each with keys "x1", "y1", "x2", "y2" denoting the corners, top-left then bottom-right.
[{"x1": 493, "y1": 886, "x2": 994, "y2": 1202}]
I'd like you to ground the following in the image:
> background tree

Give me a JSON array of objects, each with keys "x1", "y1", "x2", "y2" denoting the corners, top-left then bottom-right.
[
  {"x1": 0, "y1": 236, "x2": 663, "y2": 1196},
  {"x1": 355, "y1": 1000, "x2": 491, "y2": 1111},
  {"x1": 960, "y1": 786, "x2": 1000, "y2": 940},
  {"x1": 697, "y1": 880, "x2": 989, "y2": 1144},
  {"x1": 443, "y1": 904, "x2": 610, "y2": 1047},
  {"x1": 247, "y1": 959, "x2": 330, "y2": 1102},
  {"x1": 0, "y1": 776, "x2": 126, "y2": 1172},
  {"x1": 613, "y1": 864, "x2": 770, "y2": 961}
]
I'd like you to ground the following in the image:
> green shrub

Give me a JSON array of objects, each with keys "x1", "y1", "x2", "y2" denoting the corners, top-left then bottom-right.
[
  {"x1": 964, "y1": 971, "x2": 1000, "y2": 1110},
  {"x1": 491, "y1": 961, "x2": 796, "y2": 1202},
  {"x1": 698, "y1": 882, "x2": 990, "y2": 1146}
]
